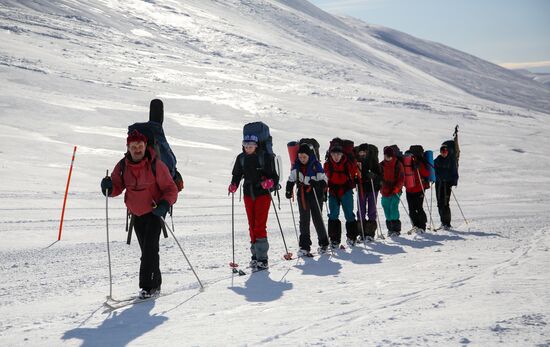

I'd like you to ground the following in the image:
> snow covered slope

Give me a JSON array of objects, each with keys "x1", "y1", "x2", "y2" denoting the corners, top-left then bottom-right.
[{"x1": 0, "y1": 0, "x2": 549, "y2": 346}]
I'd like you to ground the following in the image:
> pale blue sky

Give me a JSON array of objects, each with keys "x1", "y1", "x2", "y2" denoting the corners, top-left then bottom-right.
[{"x1": 310, "y1": 0, "x2": 550, "y2": 72}]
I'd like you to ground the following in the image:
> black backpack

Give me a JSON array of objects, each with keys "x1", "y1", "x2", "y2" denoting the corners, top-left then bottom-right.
[
  {"x1": 299, "y1": 138, "x2": 321, "y2": 160},
  {"x1": 387, "y1": 144, "x2": 404, "y2": 163},
  {"x1": 356, "y1": 143, "x2": 379, "y2": 165},
  {"x1": 240, "y1": 121, "x2": 275, "y2": 170},
  {"x1": 326, "y1": 137, "x2": 356, "y2": 163}
]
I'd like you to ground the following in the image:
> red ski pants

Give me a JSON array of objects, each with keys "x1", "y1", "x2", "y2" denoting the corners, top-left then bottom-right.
[{"x1": 244, "y1": 194, "x2": 271, "y2": 243}]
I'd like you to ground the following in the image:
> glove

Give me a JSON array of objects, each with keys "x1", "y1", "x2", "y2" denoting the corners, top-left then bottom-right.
[
  {"x1": 285, "y1": 190, "x2": 292, "y2": 199},
  {"x1": 393, "y1": 187, "x2": 401, "y2": 195},
  {"x1": 174, "y1": 170, "x2": 184, "y2": 191},
  {"x1": 101, "y1": 176, "x2": 113, "y2": 197},
  {"x1": 261, "y1": 179, "x2": 274, "y2": 190},
  {"x1": 228, "y1": 183, "x2": 238, "y2": 194},
  {"x1": 152, "y1": 200, "x2": 170, "y2": 218}
]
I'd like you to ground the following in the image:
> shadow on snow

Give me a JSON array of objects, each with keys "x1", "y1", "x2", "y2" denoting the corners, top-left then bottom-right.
[
  {"x1": 229, "y1": 270, "x2": 293, "y2": 302},
  {"x1": 62, "y1": 301, "x2": 167, "y2": 347},
  {"x1": 293, "y1": 254, "x2": 343, "y2": 276}
]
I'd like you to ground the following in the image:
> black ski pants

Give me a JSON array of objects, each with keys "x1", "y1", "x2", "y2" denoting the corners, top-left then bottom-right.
[
  {"x1": 134, "y1": 213, "x2": 162, "y2": 290},
  {"x1": 436, "y1": 181, "x2": 453, "y2": 226},
  {"x1": 297, "y1": 187, "x2": 329, "y2": 251},
  {"x1": 406, "y1": 191, "x2": 427, "y2": 230}
]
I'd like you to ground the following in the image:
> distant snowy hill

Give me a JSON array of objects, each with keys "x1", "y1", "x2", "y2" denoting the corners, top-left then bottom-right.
[
  {"x1": 1, "y1": 1, "x2": 549, "y2": 346},
  {"x1": 513, "y1": 69, "x2": 550, "y2": 89}
]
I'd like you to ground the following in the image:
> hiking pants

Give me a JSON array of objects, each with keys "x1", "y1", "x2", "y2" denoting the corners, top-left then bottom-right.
[
  {"x1": 134, "y1": 213, "x2": 162, "y2": 291},
  {"x1": 297, "y1": 187, "x2": 329, "y2": 251},
  {"x1": 381, "y1": 193, "x2": 401, "y2": 221},
  {"x1": 244, "y1": 194, "x2": 271, "y2": 243},
  {"x1": 357, "y1": 189, "x2": 378, "y2": 221},
  {"x1": 328, "y1": 190, "x2": 355, "y2": 222},
  {"x1": 436, "y1": 181, "x2": 453, "y2": 226},
  {"x1": 406, "y1": 191, "x2": 427, "y2": 230}
]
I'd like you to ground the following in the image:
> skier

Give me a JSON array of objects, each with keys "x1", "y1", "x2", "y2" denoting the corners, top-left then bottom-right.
[
  {"x1": 355, "y1": 144, "x2": 382, "y2": 241},
  {"x1": 434, "y1": 144, "x2": 458, "y2": 230},
  {"x1": 404, "y1": 147, "x2": 431, "y2": 233},
  {"x1": 324, "y1": 145, "x2": 360, "y2": 248},
  {"x1": 101, "y1": 129, "x2": 178, "y2": 299},
  {"x1": 285, "y1": 143, "x2": 329, "y2": 256},
  {"x1": 229, "y1": 134, "x2": 279, "y2": 270},
  {"x1": 380, "y1": 146, "x2": 404, "y2": 236}
]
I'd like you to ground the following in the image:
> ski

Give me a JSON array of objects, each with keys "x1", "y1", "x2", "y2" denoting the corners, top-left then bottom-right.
[
  {"x1": 297, "y1": 251, "x2": 316, "y2": 258},
  {"x1": 104, "y1": 293, "x2": 161, "y2": 310},
  {"x1": 231, "y1": 267, "x2": 247, "y2": 276}
]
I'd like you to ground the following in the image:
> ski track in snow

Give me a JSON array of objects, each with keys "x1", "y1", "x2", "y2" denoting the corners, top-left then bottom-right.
[{"x1": 0, "y1": 0, "x2": 550, "y2": 346}]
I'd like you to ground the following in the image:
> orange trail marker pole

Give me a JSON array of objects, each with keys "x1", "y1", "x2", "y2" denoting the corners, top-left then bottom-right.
[{"x1": 58, "y1": 146, "x2": 77, "y2": 241}]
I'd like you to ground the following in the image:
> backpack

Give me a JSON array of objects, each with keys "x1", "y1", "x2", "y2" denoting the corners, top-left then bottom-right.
[
  {"x1": 387, "y1": 144, "x2": 404, "y2": 163},
  {"x1": 355, "y1": 143, "x2": 379, "y2": 166},
  {"x1": 299, "y1": 138, "x2": 320, "y2": 160},
  {"x1": 326, "y1": 137, "x2": 355, "y2": 162},
  {"x1": 408, "y1": 145, "x2": 424, "y2": 160},
  {"x1": 443, "y1": 125, "x2": 460, "y2": 167},
  {"x1": 240, "y1": 121, "x2": 276, "y2": 172},
  {"x1": 386, "y1": 144, "x2": 404, "y2": 183},
  {"x1": 128, "y1": 121, "x2": 177, "y2": 179},
  {"x1": 243, "y1": 121, "x2": 273, "y2": 154}
]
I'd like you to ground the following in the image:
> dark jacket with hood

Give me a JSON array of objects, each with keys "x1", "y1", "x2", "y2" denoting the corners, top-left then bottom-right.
[
  {"x1": 231, "y1": 150, "x2": 279, "y2": 199},
  {"x1": 434, "y1": 154, "x2": 458, "y2": 186}
]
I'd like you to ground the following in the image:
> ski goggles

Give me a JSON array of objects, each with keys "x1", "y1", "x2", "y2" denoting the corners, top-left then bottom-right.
[{"x1": 440, "y1": 147, "x2": 449, "y2": 153}]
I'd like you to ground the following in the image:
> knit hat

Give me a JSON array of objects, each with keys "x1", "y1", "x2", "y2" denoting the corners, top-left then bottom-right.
[
  {"x1": 383, "y1": 146, "x2": 394, "y2": 157},
  {"x1": 298, "y1": 143, "x2": 313, "y2": 157},
  {"x1": 127, "y1": 129, "x2": 147, "y2": 145},
  {"x1": 330, "y1": 145, "x2": 343, "y2": 154},
  {"x1": 243, "y1": 134, "x2": 259, "y2": 143},
  {"x1": 149, "y1": 99, "x2": 164, "y2": 124}
]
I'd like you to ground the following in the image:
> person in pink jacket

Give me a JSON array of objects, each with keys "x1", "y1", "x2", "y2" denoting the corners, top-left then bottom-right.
[{"x1": 101, "y1": 129, "x2": 178, "y2": 298}]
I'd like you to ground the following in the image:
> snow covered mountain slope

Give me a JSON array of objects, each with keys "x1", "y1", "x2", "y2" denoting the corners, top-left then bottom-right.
[{"x1": 0, "y1": 0, "x2": 549, "y2": 346}]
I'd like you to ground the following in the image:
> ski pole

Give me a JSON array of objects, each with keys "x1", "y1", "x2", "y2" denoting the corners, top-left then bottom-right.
[
  {"x1": 430, "y1": 182, "x2": 434, "y2": 227},
  {"x1": 417, "y1": 169, "x2": 436, "y2": 231},
  {"x1": 355, "y1": 183, "x2": 366, "y2": 248},
  {"x1": 268, "y1": 192, "x2": 293, "y2": 260},
  {"x1": 289, "y1": 196, "x2": 300, "y2": 244},
  {"x1": 228, "y1": 193, "x2": 244, "y2": 275},
  {"x1": 399, "y1": 195, "x2": 415, "y2": 229},
  {"x1": 451, "y1": 190, "x2": 469, "y2": 226},
  {"x1": 160, "y1": 217, "x2": 204, "y2": 290},
  {"x1": 170, "y1": 206, "x2": 175, "y2": 235},
  {"x1": 370, "y1": 178, "x2": 385, "y2": 239},
  {"x1": 230, "y1": 193, "x2": 236, "y2": 271},
  {"x1": 104, "y1": 169, "x2": 113, "y2": 300}
]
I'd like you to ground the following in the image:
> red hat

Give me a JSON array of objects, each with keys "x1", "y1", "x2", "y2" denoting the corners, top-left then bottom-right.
[{"x1": 127, "y1": 129, "x2": 147, "y2": 145}]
